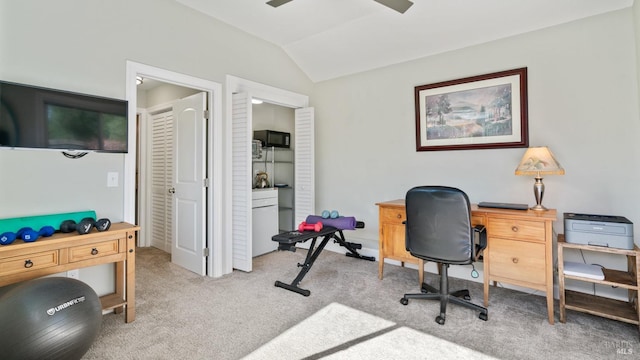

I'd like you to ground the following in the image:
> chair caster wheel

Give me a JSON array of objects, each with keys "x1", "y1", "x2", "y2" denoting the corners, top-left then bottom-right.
[
  {"x1": 400, "y1": 298, "x2": 409, "y2": 305},
  {"x1": 435, "y1": 316, "x2": 445, "y2": 325},
  {"x1": 479, "y1": 312, "x2": 488, "y2": 321},
  {"x1": 464, "y1": 295, "x2": 471, "y2": 301}
]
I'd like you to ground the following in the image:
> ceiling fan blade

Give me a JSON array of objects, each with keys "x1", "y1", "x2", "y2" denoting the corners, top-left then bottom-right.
[
  {"x1": 373, "y1": 0, "x2": 414, "y2": 14},
  {"x1": 266, "y1": 0, "x2": 295, "y2": 8}
]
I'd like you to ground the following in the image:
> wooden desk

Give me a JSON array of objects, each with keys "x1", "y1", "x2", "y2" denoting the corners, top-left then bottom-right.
[
  {"x1": 0, "y1": 222, "x2": 139, "y2": 323},
  {"x1": 376, "y1": 200, "x2": 556, "y2": 324}
]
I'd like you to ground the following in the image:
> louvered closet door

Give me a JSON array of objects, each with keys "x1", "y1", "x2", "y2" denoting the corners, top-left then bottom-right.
[
  {"x1": 231, "y1": 92, "x2": 252, "y2": 272},
  {"x1": 150, "y1": 111, "x2": 174, "y2": 253},
  {"x1": 294, "y1": 107, "x2": 315, "y2": 226}
]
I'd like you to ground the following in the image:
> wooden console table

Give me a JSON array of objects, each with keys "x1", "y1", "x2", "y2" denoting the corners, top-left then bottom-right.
[
  {"x1": 376, "y1": 200, "x2": 556, "y2": 324},
  {"x1": 0, "y1": 222, "x2": 139, "y2": 323}
]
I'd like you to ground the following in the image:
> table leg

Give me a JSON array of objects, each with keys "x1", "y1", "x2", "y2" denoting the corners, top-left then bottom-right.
[
  {"x1": 483, "y1": 252, "x2": 489, "y2": 307},
  {"x1": 546, "y1": 292, "x2": 554, "y2": 324},
  {"x1": 125, "y1": 233, "x2": 136, "y2": 323}
]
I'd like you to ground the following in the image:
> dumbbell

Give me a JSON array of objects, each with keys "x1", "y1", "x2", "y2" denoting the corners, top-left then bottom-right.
[
  {"x1": 0, "y1": 232, "x2": 17, "y2": 245},
  {"x1": 19, "y1": 226, "x2": 55, "y2": 242},
  {"x1": 298, "y1": 221, "x2": 323, "y2": 232},
  {"x1": 321, "y1": 210, "x2": 340, "y2": 219},
  {"x1": 60, "y1": 217, "x2": 111, "y2": 235}
]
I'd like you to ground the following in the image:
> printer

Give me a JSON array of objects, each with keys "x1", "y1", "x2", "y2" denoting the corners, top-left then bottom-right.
[{"x1": 564, "y1": 213, "x2": 634, "y2": 250}]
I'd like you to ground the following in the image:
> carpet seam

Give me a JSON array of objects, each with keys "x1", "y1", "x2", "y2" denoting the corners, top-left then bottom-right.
[{"x1": 300, "y1": 324, "x2": 401, "y2": 360}]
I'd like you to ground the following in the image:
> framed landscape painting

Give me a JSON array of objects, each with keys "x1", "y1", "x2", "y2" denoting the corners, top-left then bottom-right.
[{"x1": 414, "y1": 68, "x2": 528, "y2": 151}]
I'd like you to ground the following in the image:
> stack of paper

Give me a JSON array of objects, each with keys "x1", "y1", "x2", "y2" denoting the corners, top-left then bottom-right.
[{"x1": 563, "y1": 261, "x2": 605, "y2": 280}]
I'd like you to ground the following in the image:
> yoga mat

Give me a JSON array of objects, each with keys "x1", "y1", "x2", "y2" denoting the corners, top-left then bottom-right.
[
  {"x1": 306, "y1": 215, "x2": 357, "y2": 230},
  {"x1": 0, "y1": 210, "x2": 97, "y2": 234}
]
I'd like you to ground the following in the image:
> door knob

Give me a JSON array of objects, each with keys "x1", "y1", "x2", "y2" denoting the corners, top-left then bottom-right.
[{"x1": 168, "y1": 187, "x2": 175, "y2": 194}]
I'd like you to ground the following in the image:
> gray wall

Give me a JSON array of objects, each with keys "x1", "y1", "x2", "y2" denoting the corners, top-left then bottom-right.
[
  {"x1": 1, "y1": 1, "x2": 639, "y2": 299},
  {"x1": 0, "y1": 0, "x2": 313, "y2": 291},
  {"x1": 312, "y1": 9, "x2": 640, "y2": 251},
  {"x1": 0, "y1": 0, "x2": 313, "y2": 220},
  {"x1": 310, "y1": 8, "x2": 640, "y2": 299}
]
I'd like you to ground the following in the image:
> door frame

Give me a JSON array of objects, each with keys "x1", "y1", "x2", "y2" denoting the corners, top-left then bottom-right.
[
  {"x1": 225, "y1": 75, "x2": 309, "y2": 273},
  {"x1": 125, "y1": 61, "x2": 224, "y2": 277}
]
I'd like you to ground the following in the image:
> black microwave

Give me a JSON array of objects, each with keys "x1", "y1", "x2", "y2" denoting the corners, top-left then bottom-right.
[{"x1": 253, "y1": 130, "x2": 291, "y2": 148}]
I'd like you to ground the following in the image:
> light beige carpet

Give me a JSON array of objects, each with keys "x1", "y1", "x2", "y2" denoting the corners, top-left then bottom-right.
[
  {"x1": 83, "y1": 247, "x2": 639, "y2": 360},
  {"x1": 243, "y1": 302, "x2": 496, "y2": 360}
]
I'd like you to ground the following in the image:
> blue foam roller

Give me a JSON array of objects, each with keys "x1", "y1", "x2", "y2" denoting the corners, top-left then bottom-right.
[{"x1": 0, "y1": 210, "x2": 97, "y2": 234}]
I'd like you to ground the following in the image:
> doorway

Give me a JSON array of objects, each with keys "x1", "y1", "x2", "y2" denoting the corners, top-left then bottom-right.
[
  {"x1": 136, "y1": 81, "x2": 199, "y2": 252},
  {"x1": 125, "y1": 61, "x2": 224, "y2": 277},
  {"x1": 226, "y1": 75, "x2": 314, "y2": 272}
]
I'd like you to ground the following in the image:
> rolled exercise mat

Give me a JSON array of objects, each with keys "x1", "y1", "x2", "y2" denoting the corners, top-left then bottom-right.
[
  {"x1": 0, "y1": 210, "x2": 97, "y2": 234},
  {"x1": 306, "y1": 215, "x2": 357, "y2": 230}
]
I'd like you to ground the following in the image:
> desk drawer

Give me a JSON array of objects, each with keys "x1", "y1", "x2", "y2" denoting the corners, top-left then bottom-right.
[
  {"x1": 68, "y1": 239, "x2": 119, "y2": 262},
  {"x1": 472, "y1": 215, "x2": 485, "y2": 226},
  {"x1": 380, "y1": 208, "x2": 406, "y2": 224},
  {"x1": 488, "y1": 218, "x2": 545, "y2": 242},
  {"x1": 489, "y1": 238, "x2": 546, "y2": 285},
  {"x1": 0, "y1": 250, "x2": 59, "y2": 276}
]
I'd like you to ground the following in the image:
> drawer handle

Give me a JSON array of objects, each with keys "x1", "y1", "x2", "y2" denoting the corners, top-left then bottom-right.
[
  {"x1": 511, "y1": 226, "x2": 519, "y2": 232},
  {"x1": 396, "y1": 214, "x2": 402, "y2": 219},
  {"x1": 512, "y1": 257, "x2": 519, "y2": 264},
  {"x1": 91, "y1": 248, "x2": 99, "y2": 255},
  {"x1": 24, "y1": 259, "x2": 33, "y2": 268}
]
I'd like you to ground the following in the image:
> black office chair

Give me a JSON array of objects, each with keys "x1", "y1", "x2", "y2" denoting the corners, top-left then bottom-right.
[{"x1": 400, "y1": 186, "x2": 488, "y2": 325}]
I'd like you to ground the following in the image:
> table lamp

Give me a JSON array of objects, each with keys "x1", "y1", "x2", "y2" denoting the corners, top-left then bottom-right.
[{"x1": 515, "y1": 146, "x2": 564, "y2": 211}]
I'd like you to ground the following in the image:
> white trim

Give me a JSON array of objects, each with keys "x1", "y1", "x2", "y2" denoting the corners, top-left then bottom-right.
[
  {"x1": 137, "y1": 107, "x2": 148, "y2": 247},
  {"x1": 126, "y1": 61, "x2": 224, "y2": 278},
  {"x1": 226, "y1": 76, "x2": 309, "y2": 108}
]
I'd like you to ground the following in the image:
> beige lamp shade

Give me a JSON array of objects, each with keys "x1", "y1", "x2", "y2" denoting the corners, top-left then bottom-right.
[{"x1": 515, "y1": 146, "x2": 565, "y2": 176}]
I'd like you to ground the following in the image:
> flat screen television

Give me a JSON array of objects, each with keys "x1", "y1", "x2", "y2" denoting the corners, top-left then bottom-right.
[{"x1": 0, "y1": 80, "x2": 128, "y2": 153}]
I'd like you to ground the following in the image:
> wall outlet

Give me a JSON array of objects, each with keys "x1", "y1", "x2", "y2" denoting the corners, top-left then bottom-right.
[
  {"x1": 107, "y1": 172, "x2": 119, "y2": 187},
  {"x1": 67, "y1": 269, "x2": 79, "y2": 279}
]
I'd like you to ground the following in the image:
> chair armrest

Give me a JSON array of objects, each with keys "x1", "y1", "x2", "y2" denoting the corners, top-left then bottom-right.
[{"x1": 473, "y1": 224, "x2": 486, "y2": 261}]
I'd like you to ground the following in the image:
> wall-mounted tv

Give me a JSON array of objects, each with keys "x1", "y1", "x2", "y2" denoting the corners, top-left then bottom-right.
[{"x1": 0, "y1": 80, "x2": 128, "y2": 153}]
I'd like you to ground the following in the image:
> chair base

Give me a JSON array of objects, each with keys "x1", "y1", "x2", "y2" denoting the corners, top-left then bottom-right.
[{"x1": 400, "y1": 264, "x2": 488, "y2": 325}]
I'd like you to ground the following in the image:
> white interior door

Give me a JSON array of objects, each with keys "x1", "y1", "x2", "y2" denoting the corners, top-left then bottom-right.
[
  {"x1": 171, "y1": 92, "x2": 207, "y2": 275},
  {"x1": 294, "y1": 107, "x2": 315, "y2": 226},
  {"x1": 231, "y1": 92, "x2": 252, "y2": 272},
  {"x1": 150, "y1": 111, "x2": 173, "y2": 252}
]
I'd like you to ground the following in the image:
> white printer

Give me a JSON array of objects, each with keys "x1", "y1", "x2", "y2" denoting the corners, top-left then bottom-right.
[{"x1": 564, "y1": 213, "x2": 634, "y2": 250}]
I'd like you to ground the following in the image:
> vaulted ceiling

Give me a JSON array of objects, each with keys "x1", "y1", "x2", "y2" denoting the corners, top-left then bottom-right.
[{"x1": 175, "y1": 0, "x2": 634, "y2": 82}]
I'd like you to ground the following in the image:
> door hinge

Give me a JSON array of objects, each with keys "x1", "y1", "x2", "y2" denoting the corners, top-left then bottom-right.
[
  {"x1": 204, "y1": 110, "x2": 209, "y2": 120},
  {"x1": 203, "y1": 248, "x2": 209, "y2": 257},
  {"x1": 204, "y1": 178, "x2": 209, "y2": 188}
]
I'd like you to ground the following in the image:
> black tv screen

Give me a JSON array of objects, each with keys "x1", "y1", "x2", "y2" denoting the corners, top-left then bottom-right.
[{"x1": 0, "y1": 80, "x2": 128, "y2": 153}]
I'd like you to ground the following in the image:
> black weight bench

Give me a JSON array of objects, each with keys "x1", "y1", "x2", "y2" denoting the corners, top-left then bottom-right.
[{"x1": 272, "y1": 223, "x2": 374, "y2": 296}]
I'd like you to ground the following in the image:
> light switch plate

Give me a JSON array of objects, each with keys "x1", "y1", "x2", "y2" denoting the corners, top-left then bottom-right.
[{"x1": 107, "y1": 172, "x2": 119, "y2": 187}]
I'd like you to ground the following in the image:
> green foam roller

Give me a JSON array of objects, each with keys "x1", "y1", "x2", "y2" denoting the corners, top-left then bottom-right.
[{"x1": 0, "y1": 210, "x2": 97, "y2": 234}]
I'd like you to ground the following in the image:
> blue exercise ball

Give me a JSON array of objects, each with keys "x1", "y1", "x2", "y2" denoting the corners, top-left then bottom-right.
[{"x1": 0, "y1": 277, "x2": 102, "y2": 360}]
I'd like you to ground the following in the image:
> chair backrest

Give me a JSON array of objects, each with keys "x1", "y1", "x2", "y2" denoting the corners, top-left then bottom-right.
[{"x1": 405, "y1": 186, "x2": 473, "y2": 265}]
